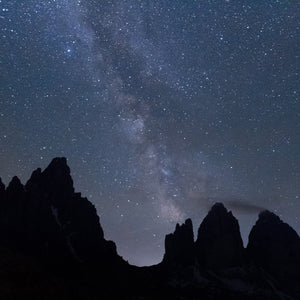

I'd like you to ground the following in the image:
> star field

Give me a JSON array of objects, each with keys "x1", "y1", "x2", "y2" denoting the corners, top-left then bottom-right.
[{"x1": 0, "y1": 0, "x2": 299, "y2": 266}]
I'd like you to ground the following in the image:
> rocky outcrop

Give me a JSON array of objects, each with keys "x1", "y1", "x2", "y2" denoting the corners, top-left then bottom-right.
[
  {"x1": 163, "y1": 218, "x2": 194, "y2": 265},
  {"x1": 157, "y1": 204, "x2": 299, "y2": 299},
  {"x1": 247, "y1": 210, "x2": 300, "y2": 281},
  {"x1": 195, "y1": 203, "x2": 244, "y2": 269},
  {"x1": 162, "y1": 203, "x2": 244, "y2": 270},
  {"x1": 0, "y1": 158, "x2": 300, "y2": 299},
  {"x1": 0, "y1": 157, "x2": 120, "y2": 268}
]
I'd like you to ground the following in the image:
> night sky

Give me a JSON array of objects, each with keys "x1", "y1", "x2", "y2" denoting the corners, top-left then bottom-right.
[{"x1": 0, "y1": 0, "x2": 299, "y2": 266}]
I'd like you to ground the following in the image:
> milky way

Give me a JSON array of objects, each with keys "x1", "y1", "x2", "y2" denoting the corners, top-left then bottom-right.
[{"x1": 0, "y1": 0, "x2": 299, "y2": 266}]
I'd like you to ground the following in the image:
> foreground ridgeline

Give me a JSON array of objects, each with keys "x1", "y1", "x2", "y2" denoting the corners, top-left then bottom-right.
[
  {"x1": 0, "y1": 158, "x2": 120, "y2": 266},
  {"x1": 0, "y1": 158, "x2": 299, "y2": 300}
]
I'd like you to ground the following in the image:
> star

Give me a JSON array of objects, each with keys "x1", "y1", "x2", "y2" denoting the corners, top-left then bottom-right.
[{"x1": 0, "y1": 0, "x2": 299, "y2": 267}]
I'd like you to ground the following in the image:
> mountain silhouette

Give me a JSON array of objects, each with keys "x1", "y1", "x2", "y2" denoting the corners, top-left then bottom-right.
[
  {"x1": 0, "y1": 157, "x2": 299, "y2": 299},
  {"x1": 163, "y1": 218, "x2": 195, "y2": 265},
  {"x1": 195, "y1": 202, "x2": 244, "y2": 269}
]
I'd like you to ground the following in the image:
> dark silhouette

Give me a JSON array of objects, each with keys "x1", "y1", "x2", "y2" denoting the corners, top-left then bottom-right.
[
  {"x1": 163, "y1": 218, "x2": 195, "y2": 265},
  {"x1": 195, "y1": 202, "x2": 244, "y2": 269},
  {"x1": 247, "y1": 210, "x2": 300, "y2": 294},
  {"x1": 0, "y1": 157, "x2": 299, "y2": 299}
]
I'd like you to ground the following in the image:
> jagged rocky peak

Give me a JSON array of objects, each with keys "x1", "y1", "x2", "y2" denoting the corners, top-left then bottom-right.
[
  {"x1": 42, "y1": 157, "x2": 74, "y2": 193},
  {"x1": 248, "y1": 209, "x2": 300, "y2": 246},
  {"x1": 173, "y1": 218, "x2": 193, "y2": 238},
  {"x1": 163, "y1": 218, "x2": 195, "y2": 265},
  {"x1": 256, "y1": 209, "x2": 281, "y2": 223},
  {"x1": 0, "y1": 158, "x2": 123, "y2": 266},
  {"x1": 195, "y1": 202, "x2": 244, "y2": 269},
  {"x1": 43, "y1": 157, "x2": 69, "y2": 175},
  {"x1": 25, "y1": 157, "x2": 75, "y2": 202},
  {"x1": 6, "y1": 176, "x2": 24, "y2": 195},
  {"x1": 28, "y1": 167, "x2": 42, "y2": 181},
  {"x1": 247, "y1": 209, "x2": 300, "y2": 280},
  {"x1": 24, "y1": 168, "x2": 41, "y2": 191}
]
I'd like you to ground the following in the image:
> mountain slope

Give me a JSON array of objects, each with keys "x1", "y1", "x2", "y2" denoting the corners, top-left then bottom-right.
[{"x1": 0, "y1": 158, "x2": 299, "y2": 300}]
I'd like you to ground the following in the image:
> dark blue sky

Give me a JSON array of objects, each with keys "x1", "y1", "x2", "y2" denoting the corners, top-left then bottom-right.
[{"x1": 0, "y1": 0, "x2": 299, "y2": 266}]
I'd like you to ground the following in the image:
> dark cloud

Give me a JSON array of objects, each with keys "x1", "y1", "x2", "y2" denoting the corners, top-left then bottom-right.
[
  {"x1": 225, "y1": 200, "x2": 266, "y2": 214},
  {"x1": 189, "y1": 195, "x2": 266, "y2": 215}
]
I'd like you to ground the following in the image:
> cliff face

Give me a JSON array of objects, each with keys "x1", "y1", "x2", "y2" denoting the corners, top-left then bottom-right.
[
  {"x1": 0, "y1": 158, "x2": 299, "y2": 300},
  {"x1": 247, "y1": 210, "x2": 300, "y2": 281},
  {"x1": 163, "y1": 218, "x2": 194, "y2": 265},
  {"x1": 161, "y1": 204, "x2": 300, "y2": 299},
  {"x1": 0, "y1": 158, "x2": 119, "y2": 267},
  {"x1": 164, "y1": 205, "x2": 300, "y2": 278},
  {"x1": 195, "y1": 202, "x2": 244, "y2": 269},
  {"x1": 163, "y1": 204, "x2": 245, "y2": 270}
]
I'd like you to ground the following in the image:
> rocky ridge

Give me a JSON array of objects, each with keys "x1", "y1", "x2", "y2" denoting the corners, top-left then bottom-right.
[
  {"x1": 0, "y1": 157, "x2": 299, "y2": 300},
  {"x1": 0, "y1": 158, "x2": 122, "y2": 269}
]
